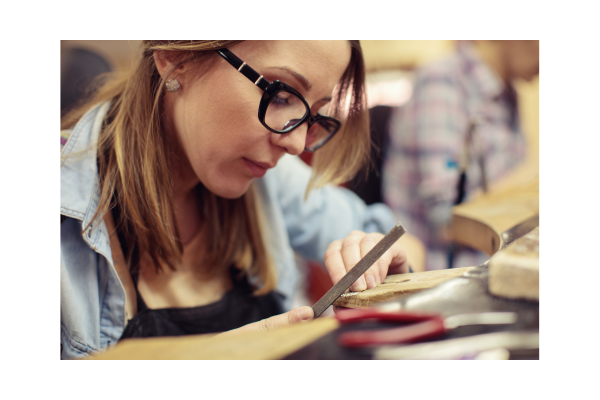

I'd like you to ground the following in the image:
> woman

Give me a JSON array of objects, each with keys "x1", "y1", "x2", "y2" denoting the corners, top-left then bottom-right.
[{"x1": 60, "y1": 40, "x2": 409, "y2": 359}]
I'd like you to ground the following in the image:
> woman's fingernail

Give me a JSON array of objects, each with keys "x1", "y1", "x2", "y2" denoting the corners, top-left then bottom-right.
[
  {"x1": 366, "y1": 275, "x2": 376, "y2": 289},
  {"x1": 354, "y1": 277, "x2": 366, "y2": 291},
  {"x1": 299, "y1": 307, "x2": 313, "y2": 321}
]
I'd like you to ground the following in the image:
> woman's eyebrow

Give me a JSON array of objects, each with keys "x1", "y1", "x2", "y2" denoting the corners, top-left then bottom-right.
[
  {"x1": 270, "y1": 66, "x2": 333, "y2": 103},
  {"x1": 271, "y1": 66, "x2": 312, "y2": 91}
]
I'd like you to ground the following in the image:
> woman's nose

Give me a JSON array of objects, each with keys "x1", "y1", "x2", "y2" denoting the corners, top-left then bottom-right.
[{"x1": 271, "y1": 123, "x2": 307, "y2": 156}]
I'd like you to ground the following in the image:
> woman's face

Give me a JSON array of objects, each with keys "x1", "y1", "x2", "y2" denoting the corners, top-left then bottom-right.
[{"x1": 161, "y1": 40, "x2": 352, "y2": 199}]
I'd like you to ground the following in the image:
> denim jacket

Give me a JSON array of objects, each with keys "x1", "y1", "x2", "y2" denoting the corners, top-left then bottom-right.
[{"x1": 60, "y1": 102, "x2": 397, "y2": 359}]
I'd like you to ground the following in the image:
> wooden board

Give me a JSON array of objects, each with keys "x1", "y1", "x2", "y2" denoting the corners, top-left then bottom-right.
[
  {"x1": 332, "y1": 266, "x2": 475, "y2": 309},
  {"x1": 489, "y1": 227, "x2": 539, "y2": 301},
  {"x1": 89, "y1": 316, "x2": 339, "y2": 360},
  {"x1": 451, "y1": 174, "x2": 539, "y2": 256}
]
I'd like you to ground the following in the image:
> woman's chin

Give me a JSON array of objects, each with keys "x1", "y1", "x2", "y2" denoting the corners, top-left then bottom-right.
[{"x1": 207, "y1": 180, "x2": 252, "y2": 199}]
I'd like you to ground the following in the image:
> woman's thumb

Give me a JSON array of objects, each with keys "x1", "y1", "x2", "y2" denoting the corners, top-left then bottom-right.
[
  {"x1": 217, "y1": 306, "x2": 314, "y2": 338},
  {"x1": 255, "y1": 306, "x2": 314, "y2": 332}
]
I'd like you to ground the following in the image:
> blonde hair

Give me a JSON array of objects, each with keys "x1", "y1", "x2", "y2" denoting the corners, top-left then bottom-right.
[{"x1": 61, "y1": 40, "x2": 370, "y2": 295}]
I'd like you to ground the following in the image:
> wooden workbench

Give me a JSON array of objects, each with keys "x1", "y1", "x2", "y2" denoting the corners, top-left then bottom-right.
[{"x1": 91, "y1": 317, "x2": 339, "y2": 360}]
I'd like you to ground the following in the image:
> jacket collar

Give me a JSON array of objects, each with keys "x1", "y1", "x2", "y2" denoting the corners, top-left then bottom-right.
[{"x1": 61, "y1": 101, "x2": 111, "y2": 235}]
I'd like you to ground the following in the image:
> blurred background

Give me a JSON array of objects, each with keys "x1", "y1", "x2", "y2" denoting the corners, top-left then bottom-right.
[
  {"x1": 61, "y1": 40, "x2": 539, "y2": 311},
  {"x1": 364, "y1": 40, "x2": 538, "y2": 161}
]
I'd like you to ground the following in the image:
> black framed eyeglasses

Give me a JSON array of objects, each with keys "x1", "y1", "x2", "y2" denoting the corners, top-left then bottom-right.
[{"x1": 216, "y1": 48, "x2": 341, "y2": 152}]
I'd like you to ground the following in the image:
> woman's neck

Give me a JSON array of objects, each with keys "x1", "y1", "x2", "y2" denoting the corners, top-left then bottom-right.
[{"x1": 172, "y1": 188, "x2": 203, "y2": 246}]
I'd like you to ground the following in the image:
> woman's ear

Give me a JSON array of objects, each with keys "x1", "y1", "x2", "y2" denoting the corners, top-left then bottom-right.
[{"x1": 153, "y1": 50, "x2": 180, "y2": 80}]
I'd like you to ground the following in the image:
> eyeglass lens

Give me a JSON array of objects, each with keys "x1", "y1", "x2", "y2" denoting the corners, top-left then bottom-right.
[
  {"x1": 265, "y1": 90, "x2": 337, "y2": 151},
  {"x1": 306, "y1": 118, "x2": 337, "y2": 151},
  {"x1": 265, "y1": 91, "x2": 307, "y2": 131}
]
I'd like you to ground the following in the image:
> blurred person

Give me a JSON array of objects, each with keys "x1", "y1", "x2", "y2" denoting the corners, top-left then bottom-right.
[
  {"x1": 382, "y1": 40, "x2": 539, "y2": 270},
  {"x1": 60, "y1": 40, "x2": 411, "y2": 359}
]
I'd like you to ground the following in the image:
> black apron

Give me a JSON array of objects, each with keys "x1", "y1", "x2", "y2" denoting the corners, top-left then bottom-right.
[{"x1": 119, "y1": 268, "x2": 283, "y2": 340}]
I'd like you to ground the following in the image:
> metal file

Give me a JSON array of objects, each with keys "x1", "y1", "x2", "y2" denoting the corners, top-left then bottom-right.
[{"x1": 311, "y1": 222, "x2": 406, "y2": 318}]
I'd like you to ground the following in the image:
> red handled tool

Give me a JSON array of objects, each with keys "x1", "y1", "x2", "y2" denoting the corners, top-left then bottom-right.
[{"x1": 336, "y1": 308, "x2": 517, "y2": 347}]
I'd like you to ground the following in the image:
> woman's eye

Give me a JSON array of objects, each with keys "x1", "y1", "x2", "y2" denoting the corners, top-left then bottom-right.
[
  {"x1": 271, "y1": 92, "x2": 290, "y2": 106},
  {"x1": 271, "y1": 93, "x2": 290, "y2": 106}
]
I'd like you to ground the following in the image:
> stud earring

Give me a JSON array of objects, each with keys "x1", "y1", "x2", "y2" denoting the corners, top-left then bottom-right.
[{"x1": 166, "y1": 79, "x2": 180, "y2": 92}]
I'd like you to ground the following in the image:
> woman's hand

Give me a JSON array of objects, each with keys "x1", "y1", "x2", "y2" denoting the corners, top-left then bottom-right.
[
  {"x1": 215, "y1": 307, "x2": 314, "y2": 338},
  {"x1": 324, "y1": 230, "x2": 409, "y2": 292}
]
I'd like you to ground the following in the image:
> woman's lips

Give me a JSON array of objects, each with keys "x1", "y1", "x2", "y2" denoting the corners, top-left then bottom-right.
[{"x1": 243, "y1": 158, "x2": 273, "y2": 178}]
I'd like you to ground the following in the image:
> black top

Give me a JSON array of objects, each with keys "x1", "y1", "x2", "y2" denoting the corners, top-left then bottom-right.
[{"x1": 119, "y1": 268, "x2": 283, "y2": 340}]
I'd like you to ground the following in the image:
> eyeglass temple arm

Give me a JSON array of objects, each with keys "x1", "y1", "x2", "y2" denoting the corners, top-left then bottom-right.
[{"x1": 215, "y1": 49, "x2": 271, "y2": 91}]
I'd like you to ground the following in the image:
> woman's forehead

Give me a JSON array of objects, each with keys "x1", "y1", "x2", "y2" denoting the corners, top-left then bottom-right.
[{"x1": 230, "y1": 41, "x2": 351, "y2": 92}]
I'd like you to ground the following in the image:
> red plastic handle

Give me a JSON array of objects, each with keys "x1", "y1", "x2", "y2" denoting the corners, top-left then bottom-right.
[
  {"x1": 338, "y1": 317, "x2": 447, "y2": 347},
  {"x1": 335, "y1": 308, "x2": 439, "y2": 324}
]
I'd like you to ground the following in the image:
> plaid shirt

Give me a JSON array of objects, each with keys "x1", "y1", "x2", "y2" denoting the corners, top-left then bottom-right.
[{"x1": 382, "y1": 42, "x2": 527, "y2": 270}]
